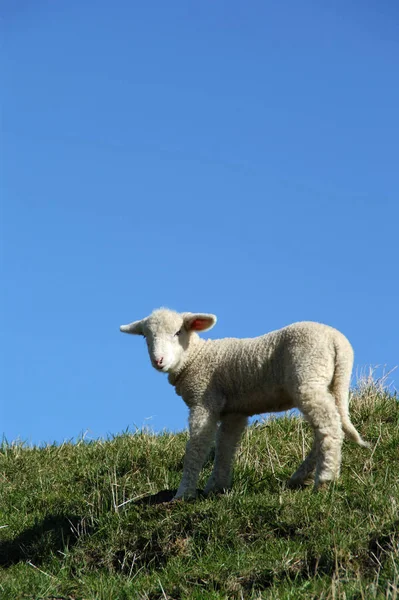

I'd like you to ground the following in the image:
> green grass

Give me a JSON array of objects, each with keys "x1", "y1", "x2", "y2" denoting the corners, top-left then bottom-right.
[{"x1": 1, "y1": 379, "x2": 398, "y2": 600}]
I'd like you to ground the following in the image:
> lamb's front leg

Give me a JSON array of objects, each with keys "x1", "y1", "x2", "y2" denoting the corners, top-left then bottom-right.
[
  {"x1": 174, "y1": 406, "x2": 218, "y2": 500},
  {"x1": 204, "y1": 413, "x2": 248, "y2": 495}
]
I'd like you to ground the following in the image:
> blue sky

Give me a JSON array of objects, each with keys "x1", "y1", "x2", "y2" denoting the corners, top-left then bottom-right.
[{"x1": 2, "y1": 1, "x2": 398, "y2": 445}]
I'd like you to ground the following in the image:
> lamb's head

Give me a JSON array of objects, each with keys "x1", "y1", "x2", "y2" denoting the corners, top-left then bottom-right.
[{"x1": 120, "y1": 308, "x2": 217, "y2": 374}]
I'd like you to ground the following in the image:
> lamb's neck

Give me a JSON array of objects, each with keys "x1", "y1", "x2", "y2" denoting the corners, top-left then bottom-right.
[{"x1": 168, "y1": 335, "x2": 207, "y2": 387}]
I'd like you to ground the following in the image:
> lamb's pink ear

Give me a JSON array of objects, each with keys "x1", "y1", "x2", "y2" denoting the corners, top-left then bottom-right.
[
  {"x1": 120, "y1": 319, "x2": 145, "y2": 335},
  {"x1": 183, "y1": 313, "x2": 217, "y2": 332}
]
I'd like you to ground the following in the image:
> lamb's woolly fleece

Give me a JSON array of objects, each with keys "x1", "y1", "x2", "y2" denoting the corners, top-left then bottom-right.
[{"x1": 120, "y1": 308, "x2": 370, "y2": 500}]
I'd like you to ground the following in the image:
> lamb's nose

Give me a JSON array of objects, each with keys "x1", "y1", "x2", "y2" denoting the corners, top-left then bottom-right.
[{"x1": 155, "y1": 357, "x2": 164, "y2": 366}]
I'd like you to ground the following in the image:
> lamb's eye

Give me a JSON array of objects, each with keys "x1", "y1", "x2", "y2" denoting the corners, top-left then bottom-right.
[{"x1": 174, "y1": 329, "x2": 182, "y2": 337}]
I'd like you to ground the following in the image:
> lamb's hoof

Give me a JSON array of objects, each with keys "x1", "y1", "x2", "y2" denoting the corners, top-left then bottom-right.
[
  {"x1": 172, "y1": 494, "x2": 196, "y2": 502},
  {"x1": 204, "y1": 478, "x2": 231, "y2": 496},
  {"x1": 313, "y1": 480, "x2": 331, "y2": 492},
  {"x1": 172, "y1": 488, "x2": 204, "y2": 502},
  {"x1": 204, "y1": 487, "x2": 228, "y2": 497},
  {"x1": 287, "y1": 477, "x2": 314, "y2": 489}
]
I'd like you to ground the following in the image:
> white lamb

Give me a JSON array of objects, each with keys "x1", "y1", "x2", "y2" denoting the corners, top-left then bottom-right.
[{"x1": 120, "y1": 308, "x2": 369, "y2": 500}]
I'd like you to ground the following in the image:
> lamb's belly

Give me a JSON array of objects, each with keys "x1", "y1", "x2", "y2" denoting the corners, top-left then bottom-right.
[{"x1": 225, "y1": 387, "x2": 294, "y2": 417}]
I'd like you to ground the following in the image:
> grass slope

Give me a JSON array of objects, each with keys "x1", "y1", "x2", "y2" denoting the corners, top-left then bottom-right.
[{"x1": 1, "y1": 380, "x2": 398, "y2": 600}]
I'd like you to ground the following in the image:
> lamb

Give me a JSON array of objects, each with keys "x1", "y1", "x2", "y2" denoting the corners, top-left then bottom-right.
[{"x1": 120, "y1": 308, "x2": 369, "y2": 500}]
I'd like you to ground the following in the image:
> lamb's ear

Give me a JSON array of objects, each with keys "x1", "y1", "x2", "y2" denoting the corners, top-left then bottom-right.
[
  {"x1": 120, "y1": 319, "x2": 145, "y2": 335},
  {"x1": 183, "y1": 313, "x2": 217, "y2": 332}
]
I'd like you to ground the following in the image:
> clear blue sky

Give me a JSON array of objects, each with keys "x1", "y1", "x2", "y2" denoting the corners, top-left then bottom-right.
[{"x1": 2, "y1": 1, "x2": 398, "y2": 445}]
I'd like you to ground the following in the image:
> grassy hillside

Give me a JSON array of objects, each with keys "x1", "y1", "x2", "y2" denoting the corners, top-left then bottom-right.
[{"x1": 1, "y1": 379, "x2": 398, "y2": 600}]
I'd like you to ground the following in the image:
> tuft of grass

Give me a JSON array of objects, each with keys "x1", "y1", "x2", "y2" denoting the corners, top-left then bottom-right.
[{"x1": 1, "y1": 381, "x2": 398, "y2": 599}]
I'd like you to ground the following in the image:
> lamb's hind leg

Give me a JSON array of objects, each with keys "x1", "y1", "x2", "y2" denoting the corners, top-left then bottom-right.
[
  {"x1": 295, "y1": 388, "x2": 344, "y2": 490},
  {"x1": 287, "y1": 439, "x2": 317, "y2": 487}
]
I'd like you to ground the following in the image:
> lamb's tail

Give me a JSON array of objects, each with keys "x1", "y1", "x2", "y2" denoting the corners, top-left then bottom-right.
[{"x1": 331, "y1": 340, "x2": 371, "y2": 449}]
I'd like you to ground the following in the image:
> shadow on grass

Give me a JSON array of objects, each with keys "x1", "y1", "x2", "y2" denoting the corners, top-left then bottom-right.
[
  {"x1": 239, "y1": 519, "x2": 399, "y2": 592},
  {"x1": 134, "y1": 489, "x2": 206, "y2": 506},
  {"x1": 368, "y1": 519, "x2": 399, "y2": 565},
  {"x1": 0, "y1": 514, "x2": 93, "y2": 567}
]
